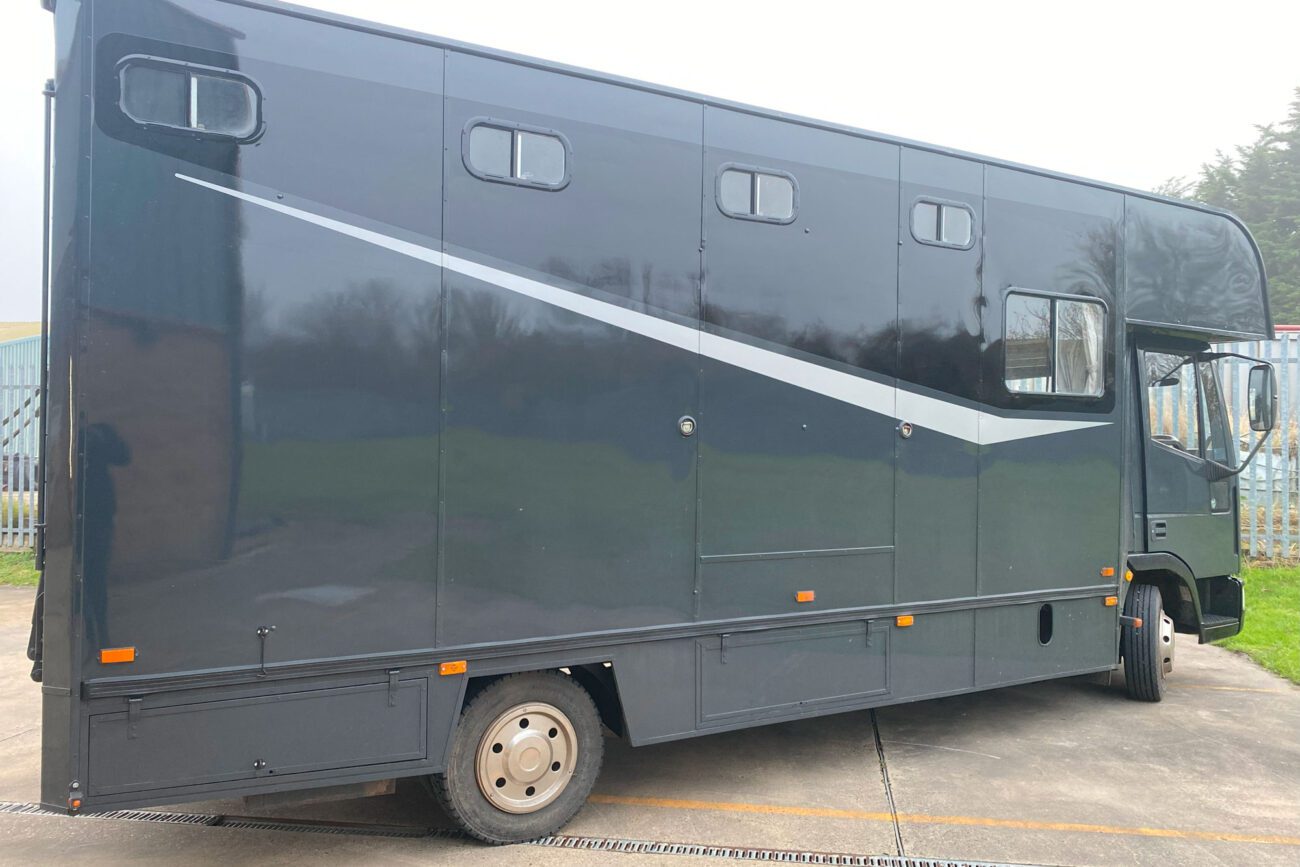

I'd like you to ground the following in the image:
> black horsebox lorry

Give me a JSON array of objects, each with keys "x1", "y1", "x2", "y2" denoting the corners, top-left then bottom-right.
[{"x1": 27, "y1": 0, "x2": 1279, "y2": 843}]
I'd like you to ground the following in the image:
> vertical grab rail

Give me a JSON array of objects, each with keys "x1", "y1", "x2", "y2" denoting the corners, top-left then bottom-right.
[
  {"x1": 29, "y1": 78, "x2": 55, "y2": 682},
  {"x1": 35, "y1": 78, "x2": 54, "y2": 570}
]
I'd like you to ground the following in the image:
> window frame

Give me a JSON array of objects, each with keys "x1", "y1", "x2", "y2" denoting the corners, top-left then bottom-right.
[
  {"x1": 1002, "y1": 288, "x2": 1108, "y2": 400},
  {"x1": 909, "y1": 196, "x2": 977, "y2": 250},
  {"x1": 1141, "y1": 351, "x2": 1235, "y2": 488},
  {"x1": 116, "y1": 55, "x2": 263, "y2": 143},
  {"x1": 461, "y1": 117, "x2": 572, "y2": 192},
  {"x1": 714, "y1": 162, "x2": 799, "y2": 225}
]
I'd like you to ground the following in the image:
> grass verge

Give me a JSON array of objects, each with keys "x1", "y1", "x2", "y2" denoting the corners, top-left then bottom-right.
[
  {"x1": 0, "y1": 551, "x2": 39, "y2": 587},
  {"x1": 1217, "y1": 563, "x2": 1300, "y2": 684}
]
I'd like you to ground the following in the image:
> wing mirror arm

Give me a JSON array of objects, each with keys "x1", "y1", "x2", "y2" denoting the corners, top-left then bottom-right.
[{"x1": 1202, "y1": 432, "x2": 1271, "y2": 482}]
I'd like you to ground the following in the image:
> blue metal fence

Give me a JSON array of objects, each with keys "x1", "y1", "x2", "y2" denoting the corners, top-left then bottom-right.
[{"x1": 0, "y1": 336, "x2": 40, "y2": 548}]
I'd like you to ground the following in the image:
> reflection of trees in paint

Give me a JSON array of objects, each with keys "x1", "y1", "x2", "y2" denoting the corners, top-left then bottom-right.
[
  {"x1": 241, "y1": 279, "x2": 440, "y2": 442},
  {"x1": 1127, "y1": 198, "x2": 1265, "y2": 335}
]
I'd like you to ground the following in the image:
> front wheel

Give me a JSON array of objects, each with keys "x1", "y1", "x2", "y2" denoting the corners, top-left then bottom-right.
[
  {"x1": 1122, "y1": 583, "x2": 1174, "y2": 702},
  {"x1": 432, "y1": 671, "x2": 604, "y2": 843}
]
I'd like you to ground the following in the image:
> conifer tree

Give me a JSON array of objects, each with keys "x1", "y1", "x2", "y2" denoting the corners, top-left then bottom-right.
[{"x1": 1159, "y1": 88, "x2": 1300, "y2": 323}]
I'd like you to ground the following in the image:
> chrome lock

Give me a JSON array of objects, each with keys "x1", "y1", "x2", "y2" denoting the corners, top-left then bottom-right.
[
  {"x1": 678, "y1": 416, "x2": 697, "y2": 437},
  {"x1": 898, "y1": 421, "x2": 914, "y2": 439}
]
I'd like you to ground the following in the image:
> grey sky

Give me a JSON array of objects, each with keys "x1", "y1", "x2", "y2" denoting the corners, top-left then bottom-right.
[{"x1": 2, "y1": 0, "x2": 1298, "y2": 321}]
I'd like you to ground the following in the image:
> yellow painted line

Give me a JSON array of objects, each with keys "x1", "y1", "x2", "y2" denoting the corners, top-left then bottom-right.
[
  {"x1": 590, "y1": 793, "x2": 893, "y2": 823},
  {"x1": 587, "y1": 794, "x2": 1300, "y2": 848}
]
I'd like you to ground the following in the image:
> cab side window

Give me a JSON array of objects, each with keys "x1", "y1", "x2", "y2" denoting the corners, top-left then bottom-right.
[
  {"x1": 1145, "y1": 352, "x2": 1201, "y2": 456},
  {"x1": 1144, "y1": 353, "x2": 1233, "y2": 462}
]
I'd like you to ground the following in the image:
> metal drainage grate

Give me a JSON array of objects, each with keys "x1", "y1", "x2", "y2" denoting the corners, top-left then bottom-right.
[
  {"x1": 0, "y1": 802, "x2": 1038, "y2": 866},
  {"x1": 532, "y1": 835, "x2": 1032, "y2": 866},
  {"x1": 0, "y1": 802, "x2": 436, "y2": 838}
]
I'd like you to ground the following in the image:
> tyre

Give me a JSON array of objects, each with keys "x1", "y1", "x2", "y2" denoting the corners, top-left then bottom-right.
[
  {"x1": 1122, "y1": 583, "x2": 1174, "y2": 702},
  {"x1": 432, "y1": 671, "x2": 604, "y2": 844}
]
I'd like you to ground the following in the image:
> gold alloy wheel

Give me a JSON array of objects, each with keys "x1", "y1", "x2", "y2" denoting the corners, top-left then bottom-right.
[{"x1": 475, "y1": 702, "x2": 577, "y2": 814}]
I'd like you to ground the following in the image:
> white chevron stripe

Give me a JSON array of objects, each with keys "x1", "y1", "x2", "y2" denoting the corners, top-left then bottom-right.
[{"x1": 176, "y1": 173, "x2": 1111, "y2": 445}]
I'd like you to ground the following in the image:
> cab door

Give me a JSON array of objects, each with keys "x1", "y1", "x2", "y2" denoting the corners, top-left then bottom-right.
[{"x1": 1140, "y1": 347, "x2": 1238, "y2": 577}]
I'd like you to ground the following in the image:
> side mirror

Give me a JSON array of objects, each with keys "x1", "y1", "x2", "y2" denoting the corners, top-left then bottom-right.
[{"x1": 1247, "y1": 363, "x2": 1278, "y2": 432}]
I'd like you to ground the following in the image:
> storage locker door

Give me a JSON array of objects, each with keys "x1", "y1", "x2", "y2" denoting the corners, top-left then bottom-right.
[
  {"x1": 895, "y1": 150, "x2": 983, "y2": 607},
  {"x1": 697, "y1": 108, "x2": 899, "y2": 620},
  {"x1": 438, "y1": 53, "x2": 703, "y2": 644}
]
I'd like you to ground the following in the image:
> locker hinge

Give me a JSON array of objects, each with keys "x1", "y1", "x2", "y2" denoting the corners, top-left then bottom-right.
[
  {"x1": 720, "y1": 634, "x2": 730, "y2": 664},
  {"x1": 387, "y1": 669, "x2": 400, "y2": 707},
  {"x1": 126, "y1": 696, "x2": 142, "y2": 739}
]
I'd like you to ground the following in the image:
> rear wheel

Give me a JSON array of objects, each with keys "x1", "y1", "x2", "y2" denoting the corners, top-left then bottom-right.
[
  {"x1": 432, "y1": 672, "x2": 603, "y2": 843},
  {"x1": 1122, "y1": 583, "x2": 1174, "y2": 702}
]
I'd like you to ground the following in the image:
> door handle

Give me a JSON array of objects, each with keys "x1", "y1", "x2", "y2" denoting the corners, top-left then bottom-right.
[{"x1": 1150, "y1": 520, "x2": 1167, "y2": 540}]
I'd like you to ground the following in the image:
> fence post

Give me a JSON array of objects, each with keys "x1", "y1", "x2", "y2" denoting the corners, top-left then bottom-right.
[{"x1": 1282, "y1": 335, "x2": 1294, "y2": 560}]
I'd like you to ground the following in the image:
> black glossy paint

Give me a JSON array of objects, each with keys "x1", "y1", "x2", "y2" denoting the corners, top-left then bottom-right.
[
  {"x1": 81, "y1": 0, "x2": 443, "y2": 678},
  {"x1": 38, "y1": 0, "x2": 1271, "y2": 815},
  {"x1": 438, "y1": 51, "x2": 701, "y2": 645},
  {"x1": 1126, "y1": 195, "x2": 1269, "y2": 339},
  {"x1": 895, "y1": 150, "x2": 982, "y2": 603},
  {"x1": 979, "y1": 169, "x2": 1123, "y2": 616},
  {"x1": 698, "y1": 108, "x2": 898, "y2": 617}
]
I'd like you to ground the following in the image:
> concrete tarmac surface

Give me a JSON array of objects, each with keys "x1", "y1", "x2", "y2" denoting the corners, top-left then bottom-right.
[{"x1": 2, "y1": 585, "x2": 1298, "y2": 866}]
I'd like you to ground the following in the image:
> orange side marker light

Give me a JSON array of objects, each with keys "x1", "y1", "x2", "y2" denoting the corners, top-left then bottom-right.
[
  {"x1": 1104, "y1": 596, "x2": 1118, "y2": 607},
  {"x1": 795, "y1": 590, "x2": 815, "y2": 603},
  {"x1": 1100, "y1": 566, "x2": 1115, "y2": 578},
  {"x1": 1133, "y1": 617, "x2": 1143, "y2": 628},
  {"x1": 99, "y1": 647, "x2": 136, "y2": 664},
  {"x1": 438, "y1": 660, "x2": 467, "y2": 676},
  {"x1": 895, "y1": 614, "x2": 915, "y2": 627},
  {"x1": 1125, "y1": 569, "x2": 1134, "y2": 582}
]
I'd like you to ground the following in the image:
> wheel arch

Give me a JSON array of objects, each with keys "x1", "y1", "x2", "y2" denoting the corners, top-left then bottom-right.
[
  {"x1": 1126, "y1": 552, "x2": 1202, "y2": 634},
  {"x1": 460, "y1": 660, "x2": 626, "y2": 740}
]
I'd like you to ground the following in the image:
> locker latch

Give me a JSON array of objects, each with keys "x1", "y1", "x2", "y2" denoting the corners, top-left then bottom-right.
[
  {"x1": 387, "y1": 669, "x2": 400, "y2": 707},
  {"x1": 126, "y1": 696, "x2": 142, "y2": 740}
]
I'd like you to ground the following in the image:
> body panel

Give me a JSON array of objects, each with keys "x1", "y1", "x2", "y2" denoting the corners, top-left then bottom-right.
[
  {"x1": 81, "y1": 0, "x2": 444, "y2": 679},
  {"x1": 698, "y1": 107, "x2": 898, "y2": 618},
  {"x1": 894, "y1": 149, "x2": 982, "y2": 604},
  {"x1": 438, "y1": 51, "x2": 701, "y2": 645}
]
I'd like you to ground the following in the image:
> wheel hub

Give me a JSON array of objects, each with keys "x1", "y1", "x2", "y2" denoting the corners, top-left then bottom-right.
[
  {"x1": 476, "y1": 702, "x2": 577, "y2": 814},
  {"x1": 1159, "y1": 610, "x2": 1175, "y2": 675}
]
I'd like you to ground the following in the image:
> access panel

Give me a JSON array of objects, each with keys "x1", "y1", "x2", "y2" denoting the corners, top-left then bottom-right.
[
  {"x1": 87, "y1": 678, "x2": 428, "y2": 797},
  {"x1": 696, "y1": 621, "x2": 889, "y2": 726}
]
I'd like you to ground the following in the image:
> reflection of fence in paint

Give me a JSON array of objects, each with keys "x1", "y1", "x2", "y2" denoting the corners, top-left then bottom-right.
[
  {"x1": 3, "y1": 326, "x2": 1300, "y2": 558},
  {"x1": 1, "y1": 336, "x2": 40, "y2": 548},
  {"x1": 1152, "y1": 333, "x2": 1300, "y2": 560}
]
